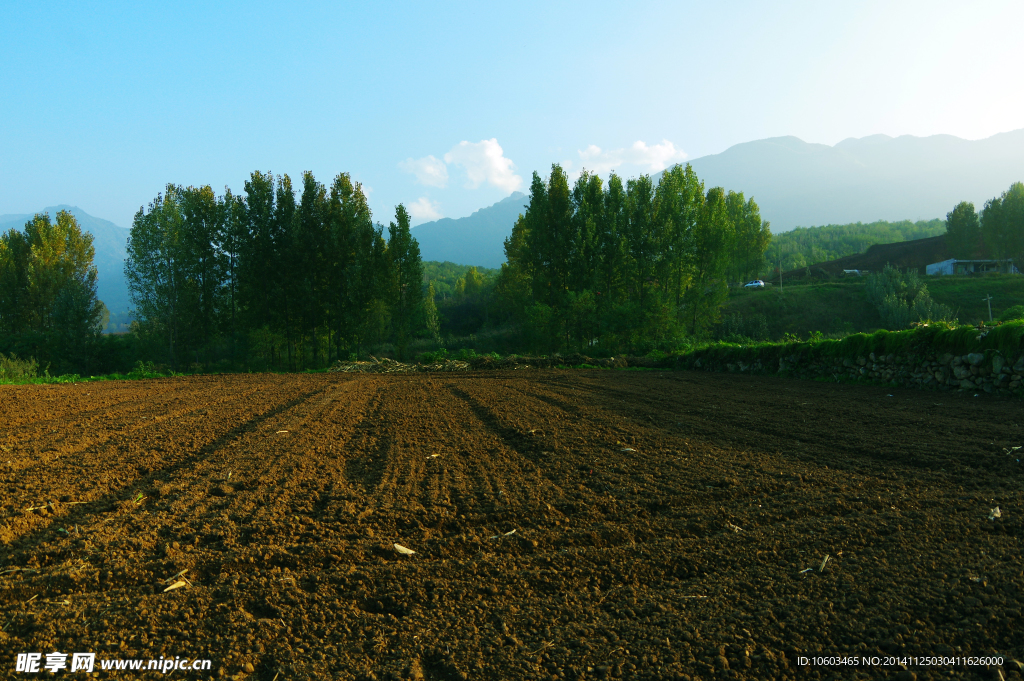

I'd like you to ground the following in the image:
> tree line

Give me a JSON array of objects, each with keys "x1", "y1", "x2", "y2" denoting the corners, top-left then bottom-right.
[
  {"x1": 945, "y1": 182, "x2": 1024, "y2": 269},
  {"x1": 0, "y1": 211, "x2": 108, "y2": 374},
  {"x1": 125, "y1": 171, "x2": 426, "y2": 370},
  {"x1": 491, "y1": 163, "x2": 772, "y2": 353},
  {"x1": 2, "y1": 163, "x2": 774, "y2": 375}
]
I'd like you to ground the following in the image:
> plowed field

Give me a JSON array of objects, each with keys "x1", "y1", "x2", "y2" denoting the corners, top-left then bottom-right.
[{"x1": 1, "y1": 371, "x2": 1022, "y2": 681}]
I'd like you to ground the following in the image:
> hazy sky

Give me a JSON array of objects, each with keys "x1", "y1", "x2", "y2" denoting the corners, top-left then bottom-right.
[{"x1": 3, "y1": 1, "x2": 1023, "y2": 229}]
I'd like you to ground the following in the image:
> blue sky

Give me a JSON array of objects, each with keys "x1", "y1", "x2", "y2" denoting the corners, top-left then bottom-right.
[{"x1": 2, "y1": 0, "x2": 1022, "y2": 229}]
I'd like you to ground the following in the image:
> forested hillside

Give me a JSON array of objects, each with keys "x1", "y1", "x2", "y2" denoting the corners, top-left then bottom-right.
[
  {"x1": 422, "y1": 261, "x2": 499, "y2": 300},
  {"x1": 764, "y1": 219, "x2": 945, "y2": 274}
]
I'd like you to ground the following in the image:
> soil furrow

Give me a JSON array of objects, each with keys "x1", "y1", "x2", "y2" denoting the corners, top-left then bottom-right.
[{"x1": 1, "y1": 370, "x2": 1021, "y2": 681}]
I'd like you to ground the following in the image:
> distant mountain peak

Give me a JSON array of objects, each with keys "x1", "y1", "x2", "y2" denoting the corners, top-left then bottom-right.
[{"x1": 411, "y1": 193, "x2": 527, "y2": 268}]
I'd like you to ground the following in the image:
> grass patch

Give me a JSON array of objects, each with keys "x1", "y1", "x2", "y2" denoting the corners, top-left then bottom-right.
[
  {"x1": 927, "y1": 275, "x2": 1024, "y2": 324},
  {"x1": 0, "y1": 359, "x2": 181, "y2": 386},
  {"x1": 720, "y1": 274, "x2": 1024, "y2": 340},
  {"x1": 722, "y1": 280, "x2": 879, "y2": 339}
]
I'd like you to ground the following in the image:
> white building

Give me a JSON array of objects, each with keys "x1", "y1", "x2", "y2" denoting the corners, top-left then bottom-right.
[{"x1": 926, "y1": 258, "x2": 1020, "y2": 276}]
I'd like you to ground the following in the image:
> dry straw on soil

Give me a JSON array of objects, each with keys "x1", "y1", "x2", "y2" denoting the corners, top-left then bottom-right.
[{"x1": 328, "y1": 357, "x2": 470, "y2": 373}]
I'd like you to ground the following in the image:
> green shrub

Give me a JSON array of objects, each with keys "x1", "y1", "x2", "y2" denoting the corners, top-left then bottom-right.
[
  {"x1": 866, "y1": 264, "x2": 955, "y2": 329},
  {"x1": 418, "y1": 348, "x2": 450, "y2": 363},
  {"x1": 126, "y1": 360, "x2": 169, "y2": 379},
  {"x1": 0, "y1": 353, "x2": 40, "y2": 381},
  {"x1": 998, "y1": 305, "x2": 1024, "y2": 322}
]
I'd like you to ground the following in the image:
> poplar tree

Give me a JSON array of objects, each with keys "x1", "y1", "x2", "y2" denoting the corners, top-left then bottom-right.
[
  {"x1": 655, "y1": 164, "x2": 703, "y2": 313},
  {"x1": 522, "y1": 171, "x2": 549, "y2": 304},
  {"x1": 221, "y1": 188, "x2": 246, "y2": 360},
  {"x1": 1, "y1": 211, "x2": 105, "y2": 371},
  {"x1": 387, "y1": 204, "x2": 423, "y2": 360},
  {"x1": 726, "y1": 191, "x2": 771, "y2": 282},
  {"x1": 570, "y1": 171, "x2": 603, "y2": 293},
  {"x1": 981, "y1": 183, "x2": 1024, "y2": 269},
  {"x1": 0, "y1": 228, "x2": 30, "y2": 336},
  {"x1": 126, "y1": 187, "x2": 186, "y2": 367},
  {"x1": 179, "y1": 185, "x2": 226, "y2": 359},
  {"x1": 624, "y1": 174, "x2": 658, "y2": 316},
  {"x1": 495, "y1": 214, "x2": 533, "y2": 327},
  {"x1": 240, "y1": 171, "x2": 277, "y2": 333},
  {"x1": 273, "y1": 174, "x2": 299, "y2": 366},
  {"x1": 596, "y1": 173, "x2": 628, "y2": 331},
  {"x1": 423, "y1": 281, "x2": 441, "y2": 342},
  {"x1": 685, "y1": 187, "x2": 733, "y2": 335},
  {"x1": 326, "y1": 173, "x2": 372, "y2": 359},
  {"x1": 294, "y1": 171, "x2": 328, "y2": 366},
  {"x1": 945, "y1": 201, "x2": 981, "y2": 259}
]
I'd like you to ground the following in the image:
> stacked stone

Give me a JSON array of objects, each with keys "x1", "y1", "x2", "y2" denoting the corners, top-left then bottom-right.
[{"x1": 711, "y1": 348, "x2": 1023, "y2": 396}]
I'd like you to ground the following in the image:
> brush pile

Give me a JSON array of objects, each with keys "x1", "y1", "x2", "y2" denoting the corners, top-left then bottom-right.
[{"x1": 328, "y1": 356, "x2": 470, "y2": 373}]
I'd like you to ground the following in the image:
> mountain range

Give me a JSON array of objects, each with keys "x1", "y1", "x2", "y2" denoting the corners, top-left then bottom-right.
[{"x1": 683, "y1": 128, "x2": 1024, "y2": 230}]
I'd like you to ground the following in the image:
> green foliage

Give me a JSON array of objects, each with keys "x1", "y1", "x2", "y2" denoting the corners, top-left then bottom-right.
[
  {"x1": 0, "y1": 353, "x2": 39, "y2": 381},
  {"x1": 681, "y1": 320, "x2": 1024, "y2": 375},
  {"x1": 387, "y1": 204, "x2": 424, "y2": 360},
  {"x1": 125, "y1": 171, "x2": 429, "y2": 371},
  {"x1": 717, "y1": 312, "x2": 770, "y2": 342},
  {"x1": 715, "y1": 274, "x2": 1022, "y2": 342},
  {"x1": 998, "y1": 304, "x2": 1024, "y2": 322},
  {"x1": 945, "y1": 201, "x2": 981, "y2": 259},
  {"x1": 453, "y1": 348, "x2": 489, "y2": 361},
  {"x1": 493, "y1": 162, "x2": 766, "y2": 353},
  {"x1": 725, "y1": 190, "x2": 772, "y2": 281},
  {"x1": 981, "y1": 182, "x2": 1024, "y2": 270},
  {"x1": 764, "y1": 219, "x2": 946, "y2": 274},
  {"x1": 423, "y1": 281, "x2": 441, "y2": 342},
  {"x1": 979, "y1": 320, "x2": 1024, "y2": 358},
  {"x1": 127, "y1": 360, "x2": 170, "y2": 379},
  {"x1": 0, "y1": 211, "x2": 105, "y2": 374},
  {"x1": 421, "y1": 261, "x2": 499, "y2": 299},
  {"x1": 865, "y1": 264, "x2": 954, "y2": 329},
  {"x1": 418, "y1": 348, "x2": 449, "y2": 363}
]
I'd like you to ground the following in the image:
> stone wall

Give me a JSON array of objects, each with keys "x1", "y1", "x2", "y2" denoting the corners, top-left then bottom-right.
[{"x1": 695, "y1": 349, "x2": 1024, "y2": 396}]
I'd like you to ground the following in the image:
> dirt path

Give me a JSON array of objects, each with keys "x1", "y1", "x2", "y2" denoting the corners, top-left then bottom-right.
[{"x1": 1, "y1": 371, "x2": 1021, "y2": 680}]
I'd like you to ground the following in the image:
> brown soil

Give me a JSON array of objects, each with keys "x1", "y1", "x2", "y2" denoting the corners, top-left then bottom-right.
[{"x1": 1, "y1": 371, "x2": 1022, "y2": 681}]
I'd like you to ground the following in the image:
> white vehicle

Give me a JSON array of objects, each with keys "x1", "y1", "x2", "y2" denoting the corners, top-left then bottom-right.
[{"x1": 743, "y1": 280, "x2": 765, "y2": 288}]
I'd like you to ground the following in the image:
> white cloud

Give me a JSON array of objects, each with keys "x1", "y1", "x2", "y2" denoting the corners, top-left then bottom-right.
[
  {"x1": 578, "y1": 139, "x2": 688, "y2": 175},
  {"x1": 444, "y1": 138, "x2": 523, "y2": 193},
  {"x1": 398, "y1": 155, "x2": 449, "y2": 188},
  {"x1": 407, "y1": 197, "x2": 443, "y2": 222}
]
